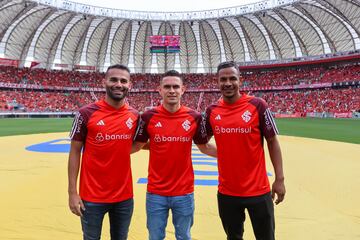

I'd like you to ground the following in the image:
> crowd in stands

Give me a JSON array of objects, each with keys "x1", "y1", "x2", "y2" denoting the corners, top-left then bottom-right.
[
  {"x1": 0, "y1": 90, "x2": 93, "y2": 112},
  {"x1": 242, "y1": 64, "x2": 360, "y2": 86},
  {"x1": 131, "y1": 73, "x2": 218, "y2": 90},
  {"x1": 320, "y1": 65, "x2": 360, "y2": 83},
  {"x1": 1, "y1": 87, "x2": 358, "y2": 114},
  {"x1": 1, "y1": 64, "x2": 359, "y2": 90},
  {"x1": 0, "y1": 66, "x2": 103, "y2": 87},
  {"x1": 0, "y1": 64, "x2": 359, "y2": 114},
  {"x1": 242, "y1": 68, "x2": 322, "y2": 86},
  {"x1": 259, "y1": 87, "x2": 360, "y2": 114}
]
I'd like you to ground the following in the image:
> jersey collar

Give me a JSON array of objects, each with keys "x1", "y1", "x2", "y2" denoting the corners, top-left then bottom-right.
[
  {"x1": 100, "y1": 99, "x2": 127, "y2": 111},
  {"x1": 159, "y1": 104, "x2": 184, "y2": 115},
  {"x1": 220, "y1": 94, "x2": 250, "y2": 107}
]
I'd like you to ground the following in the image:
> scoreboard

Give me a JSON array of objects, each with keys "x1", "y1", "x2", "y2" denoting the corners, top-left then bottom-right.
[{"x1": 150, "y1": 35, "x2": 180, "y2": 53}]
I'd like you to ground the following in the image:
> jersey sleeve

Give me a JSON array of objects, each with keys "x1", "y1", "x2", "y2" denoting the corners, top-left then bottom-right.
[
  {"x1": 128, "y1": 107, "x2": 140, "y2": 141},
  {"x1": 190, "y1": 111, "x2": 208, "y2": 144},
  {"x1": 69, "y1": 111, "x2": 88, "y2": 142},
  {"x1": 254, "y1": 98, "x2": 279, "y2": 139},
  {"x1": 134, "y1": 111, "x2": 153, "y2": 143},
  {"x1": 204, "y1": 106, "x2": 214, "y2": 137}
]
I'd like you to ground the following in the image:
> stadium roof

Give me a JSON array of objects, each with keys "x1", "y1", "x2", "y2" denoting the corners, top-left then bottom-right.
[
  {"x1": 70, "y1": 0, "x2": 261, "y2": 12},
  {"x1": 0, "y1": 0, "x2": 359, "y2": 73}
]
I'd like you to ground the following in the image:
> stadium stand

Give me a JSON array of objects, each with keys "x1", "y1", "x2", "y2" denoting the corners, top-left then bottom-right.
[
  {"x1": 1, "y1": 62, "x2": 359, "y2": 114},
  {"x1": 0, "y1": 0, "x2": 359, "y2": 118}
]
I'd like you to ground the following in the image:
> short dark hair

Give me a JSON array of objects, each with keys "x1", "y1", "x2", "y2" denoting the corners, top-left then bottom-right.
[
  {"x1": 106, "y1": 64, "x2": 130, "y2": 74},
  {"x1": 163, "y1": 70, "x2": 181, "y2": 78},
  {"x1": 161, "y1": 70, "x2": 183, "y2": 84},
  {"x1": 217, "y1": 61, "x2": 239, "y2": 74}
]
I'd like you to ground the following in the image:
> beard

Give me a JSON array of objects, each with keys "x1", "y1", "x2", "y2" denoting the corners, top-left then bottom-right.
[
  {"x1": 221, "y1": 88, "x2": 235, "y2": 96},
  {"x1": 221, "y1": 86, "x2": 240, "y2": 101},
  {"x1": 105, "y1": 86, "x2": 129, "y2": 101}
]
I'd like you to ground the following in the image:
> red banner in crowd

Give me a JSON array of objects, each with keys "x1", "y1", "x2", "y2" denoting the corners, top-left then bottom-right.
[
  {"x1": 294, "y1": 82, "x2": 332, "y2": 89},
  {"x1": 274, "y1": 113, "x2": 303, "y2": 118},
  {"x1": 0, "y1": 58, "x2": 19, "y2": 67},
  {"x1": 334, "y1": 113, "x2": 352, "y2": 118},
  {"x1": 74, "y1": 65, "x2": 96, "y2": 71},
  {"x1": 55, "y1": 63, "x2": 70, "y2": 68},
  {"x1": 30, "y1": 61, "x2": 40, "y2": 68}
]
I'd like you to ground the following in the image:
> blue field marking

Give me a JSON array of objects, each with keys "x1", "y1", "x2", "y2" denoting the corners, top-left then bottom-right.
[
  {"x1": 194, "y1": 179, "x2": 218, "y2": 186},
  {"x1": 137, "y1": 178, "x2": 148, "y2": 184},
  {"x1": 192, "y1": 150, "x2": 218, "y2": 185},
  {"x1": 192, "y1": 157, "x2": 217, "y2": 161},
  {"x1": 26, "y1": 139, "x2": 71, "y2": 153},
  {"x1": 192, "y1": 161, "x2": 218, "y2": 166},
  {"x1": 26, "y1": 140, "x2": 271, "y2": 184},
  {"x1": 194, "y1": 170, "x2": 218, "y2": 176}
]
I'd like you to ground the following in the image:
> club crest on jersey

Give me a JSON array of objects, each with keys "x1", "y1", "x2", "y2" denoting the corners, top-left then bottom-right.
[
  {"x1": 182, "y1": 119, "x2": 191, "y2": 131},
  {"x1": 242, "y1": 110, "x2": 252, "y2": 123},
  {"x1": 126, "y1": 117, "x2": 133, "y2": 129},
  {"x1": 95, "y1": 133, "x2": 104, "y2": 142}
]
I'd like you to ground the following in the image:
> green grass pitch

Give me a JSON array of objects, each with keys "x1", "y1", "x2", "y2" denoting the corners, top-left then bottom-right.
[
  {"x1": 0, "y1": 117, "x2": 359, "y2": 144},
  {"x1": 275, "y1": 118, "x2": 360, "y2": 144}
]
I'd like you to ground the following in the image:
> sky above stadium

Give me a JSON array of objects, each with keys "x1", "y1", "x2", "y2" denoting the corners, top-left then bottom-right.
[{"x1": 72, "y1": 0, "x2": 261, "y2": 12}]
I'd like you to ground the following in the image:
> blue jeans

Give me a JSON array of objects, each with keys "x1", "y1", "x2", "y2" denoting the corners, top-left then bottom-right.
[
  {"x1": 81, "y1": 198, "x2": 133, "y2": 240},
  {"x1": 146, "y1": 192, "x2": 194, "y2": 240}
]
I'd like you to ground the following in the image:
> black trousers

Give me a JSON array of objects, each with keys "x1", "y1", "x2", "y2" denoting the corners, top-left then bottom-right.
[{"x1": 217, "y1": 192, "x2": 275, "y2": 240}]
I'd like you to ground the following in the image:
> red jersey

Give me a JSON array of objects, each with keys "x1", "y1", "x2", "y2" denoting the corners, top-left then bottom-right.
[
  {"x1": 135, "y1": 105, "x2": 208, "y2": 196},
  {"x1": 205, "y1": 94, "x2": 278, "y2": 197},
  {"x1": 70, "y1": 100, "x2": 139, "y2": 203}
]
